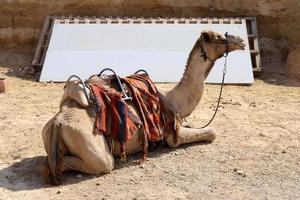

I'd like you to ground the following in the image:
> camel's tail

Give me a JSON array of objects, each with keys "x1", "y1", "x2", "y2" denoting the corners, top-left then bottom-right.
[{"x1": 42, "y1": 120, "x2": 64, "y2": 185}]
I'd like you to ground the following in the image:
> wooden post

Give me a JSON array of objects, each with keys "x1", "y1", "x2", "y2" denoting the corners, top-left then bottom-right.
[{"x1": 32, "y1": 16, "x2": 51, "y2": 70}]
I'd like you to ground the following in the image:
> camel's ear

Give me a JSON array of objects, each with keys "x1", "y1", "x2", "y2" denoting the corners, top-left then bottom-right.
[
  {"x1": 60, "y1": 81, "x2": 89, "y2": 107},
  {"x1": 201, "y1": 31, "x2": 213, "y2": 41}
]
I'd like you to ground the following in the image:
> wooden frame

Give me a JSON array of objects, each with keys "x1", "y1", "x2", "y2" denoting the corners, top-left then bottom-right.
[
  {"x1": 32, "y1": 16, "x2": 261, "y2": 75},
  {"x1": 245, "y1": 17, "x2": 261, "y2": 76},
  {"x1": 32, "y1": 16, "x2": 56, "y2": 72}
]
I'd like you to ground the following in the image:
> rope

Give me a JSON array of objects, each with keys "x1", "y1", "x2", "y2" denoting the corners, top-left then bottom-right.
[
  {"x1": 200, "y1": 32, "x2": 229, "y2": 129},
  {"x1": 200, "y1": 55, "x2": 227, "y2": 128}
]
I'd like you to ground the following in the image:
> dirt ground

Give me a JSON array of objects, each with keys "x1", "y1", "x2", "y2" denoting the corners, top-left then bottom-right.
[{"x1": 0, "y1": 48, "x2": 299, "y2": 200}]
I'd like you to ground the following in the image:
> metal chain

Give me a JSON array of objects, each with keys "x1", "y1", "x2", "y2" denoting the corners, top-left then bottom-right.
[{"x1": 200, "y1": 53, "x2": 228, "y2": 129}]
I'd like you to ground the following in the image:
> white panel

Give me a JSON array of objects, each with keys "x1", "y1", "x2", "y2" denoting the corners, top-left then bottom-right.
[{"x1": 40, "y1": 23, "x2": 254, "y2": 84}]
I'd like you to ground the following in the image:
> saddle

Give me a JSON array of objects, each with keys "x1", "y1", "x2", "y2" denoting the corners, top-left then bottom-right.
[{"x1": 61, "y1": 71, "x2": 180, "y2": 160}]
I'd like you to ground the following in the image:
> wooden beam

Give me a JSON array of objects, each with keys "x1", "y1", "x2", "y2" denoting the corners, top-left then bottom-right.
[{"x1": 32, "y1": 16, "x2": 51, "y2": 69}]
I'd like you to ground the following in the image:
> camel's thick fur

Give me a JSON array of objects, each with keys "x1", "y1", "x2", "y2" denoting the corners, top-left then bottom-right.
[{"x1": 42, "y1": 31, "x2": 245, "y2": 185}]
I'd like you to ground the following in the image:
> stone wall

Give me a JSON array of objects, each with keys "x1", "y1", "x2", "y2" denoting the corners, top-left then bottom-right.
[{"x1": 0, "y1": 0, "x2": 299, "y2": 76}]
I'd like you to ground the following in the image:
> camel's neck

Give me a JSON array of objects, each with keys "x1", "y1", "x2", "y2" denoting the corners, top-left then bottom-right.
[{"x1": 166, "y1": 43, "x2": 215, "y2": 118}]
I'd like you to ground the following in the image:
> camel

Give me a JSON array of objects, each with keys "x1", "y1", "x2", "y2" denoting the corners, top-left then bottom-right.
[{"x1": 41, "y1": 30, "x2": 245, "y2": 185}]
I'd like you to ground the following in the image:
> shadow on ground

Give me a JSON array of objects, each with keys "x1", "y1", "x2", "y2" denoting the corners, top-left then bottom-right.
[
  {"x1": 0, "y1": 48, "x2": 37, "y2": 81},
  {"x1": 0, "y1": 156, "x2": 46, "y2": 191},
  {"x1": 0, "y1": 141, "x2": 212, "y2": 191},
  {"x1": 258, "y1": 71, "x2": 300, "y2": 87},
  {"x1": 0, "y1": 156, "x2": 98, "y2": 191}
]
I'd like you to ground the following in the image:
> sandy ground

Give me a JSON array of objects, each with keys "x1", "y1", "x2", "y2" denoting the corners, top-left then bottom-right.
[{"x1": 0, "y1": 49, "x2": 299, "y2": 199}]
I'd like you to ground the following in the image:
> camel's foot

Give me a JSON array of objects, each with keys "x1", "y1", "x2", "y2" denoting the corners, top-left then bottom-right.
[{"x1": 42, "y1": 157, "x2": 62, "y2": 186}]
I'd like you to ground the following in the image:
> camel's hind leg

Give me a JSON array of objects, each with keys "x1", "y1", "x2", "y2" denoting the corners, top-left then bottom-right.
[
  {"x1": 42, "y1": 110, "x2": 115, "y2": 185},
  {"x1": 165, "y1": 127, "x2": 216, "y2": 148},
  {"x1": 60, "y1": 125, "x2": 115, "y2": 175}
]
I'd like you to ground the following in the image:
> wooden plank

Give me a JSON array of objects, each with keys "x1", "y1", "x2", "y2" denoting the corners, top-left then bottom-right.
[
  {"x1": 37, "y1": 18, "x2": 55, "y2": 67},
  {"x1": 250, "y1": 50, "x2": 260, "y2": 54},
  {"x1": 253, "y1": 67, "x2": 261, "y2": 72},
  {"x1": 32, "y1": 16, "x2": 51, "y2": 68},
  {"x1": 248, "y1": 34, "x2": 257, "y2": 38},
  {"x1": 251, "y1": 18, "x2": 261, "y2": 73},
  {"x1": 245, "y1": 17, "x2": 261, "y2": 73}
]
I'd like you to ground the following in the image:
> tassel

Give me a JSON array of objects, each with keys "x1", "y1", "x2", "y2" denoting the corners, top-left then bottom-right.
[
  {"x1": 139, "y1": 151, "x2": 148, "y2": 164},
  {"x1": 120, "y1": 152, "x2": 127, "y2": 162},
  {"x1": 120, "y1": 143, "x2": 127, "y2": 162},
  {"x1": 140, "y1": 138, "x2": 148, "y2": 163}
]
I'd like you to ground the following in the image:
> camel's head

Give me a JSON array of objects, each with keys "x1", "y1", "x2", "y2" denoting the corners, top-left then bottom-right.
[{"x1": 198, "y1": 30, "x2": 246, "y2": 60}]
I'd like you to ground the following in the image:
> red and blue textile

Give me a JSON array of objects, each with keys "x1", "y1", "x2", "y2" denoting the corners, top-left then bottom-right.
[{"x1": 90, "y1": 74, "x2": 178, "y2": 160}]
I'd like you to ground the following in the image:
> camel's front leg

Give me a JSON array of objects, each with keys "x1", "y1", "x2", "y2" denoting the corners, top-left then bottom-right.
[{"x1": 165, "y1": 127, "x2": 216, "y2": 148}]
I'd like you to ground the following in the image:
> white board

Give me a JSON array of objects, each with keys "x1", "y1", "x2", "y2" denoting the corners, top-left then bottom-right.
[{"x1": 40, "y1": 23, "x2": 254, "y2": 83}]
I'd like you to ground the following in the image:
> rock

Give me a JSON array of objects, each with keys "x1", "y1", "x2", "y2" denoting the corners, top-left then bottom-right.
[
  {"x1": 281, "y1": 149, "x2": 286, "y2": 154},
  {"x1": 268, "y1": 79, "x2": 277, "y2": 83},
  {"x1": 234, "y1": 168, "x2": 246, "y2": 177},
  {"x1": 0, "y1": 78, "x2": 9, "y2": 93},
  {"x1": 56, "y1": 190, "x2": 61, "y2": 194},
  {"x1": 237, "y1": 170, "x2": 243, "y2": 175},
  {"x1": 237, "y1": 170, "x2": 246, "y2": 177},
  {"x1": 96, "y1": 182, "x2": 100, "y2": 186},
  {"x1": 259, "y1": 133, "x2": 266, "y2": 137},
  {"x1": 180, "y1": 173, "x2": 186, "y2": 176},
  {"x1": 76, "y1": 174, "x2": 83, "y2": 178}
]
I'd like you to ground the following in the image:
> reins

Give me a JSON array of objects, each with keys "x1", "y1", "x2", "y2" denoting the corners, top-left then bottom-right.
[{"x1": 200, "y1": 32, "x2": 229, "y2": 129}]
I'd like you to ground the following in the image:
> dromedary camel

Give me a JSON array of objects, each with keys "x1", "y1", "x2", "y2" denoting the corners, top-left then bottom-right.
[{"x1": 42, "y1": 30, "x2": 245, "y2": 185}]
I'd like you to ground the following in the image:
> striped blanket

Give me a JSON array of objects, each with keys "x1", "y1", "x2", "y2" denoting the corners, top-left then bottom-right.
[{"x1": 90, "y1": 74, "x2": 178, "y2": 160}]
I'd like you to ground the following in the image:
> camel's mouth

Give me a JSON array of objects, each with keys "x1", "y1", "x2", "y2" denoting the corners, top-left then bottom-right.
[
  {"x1": 238, "y1": 42, "x2": 246, "y2": 50},
  {"x1": 226, "y1": 35, "x2": 246, "y2": 51},
  {"x1": 232, "y1": 36, "x2": 246, "y2": 50}
]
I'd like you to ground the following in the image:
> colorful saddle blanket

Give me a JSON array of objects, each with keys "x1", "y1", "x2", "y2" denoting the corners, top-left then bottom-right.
[{"x1": 90, "y1": 74, "x2": 179, "y2": 160}]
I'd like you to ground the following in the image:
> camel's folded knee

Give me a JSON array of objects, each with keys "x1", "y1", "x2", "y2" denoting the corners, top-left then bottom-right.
[
  {"x1": 89, "y1": 162, "x2": 114, "y2": 175},
  {"x1": 78, "y1": 154, "x2": 115, "y2": 175},
  {"x1": 93, "y1": 158, "x2": 115, "y2": 174}
]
